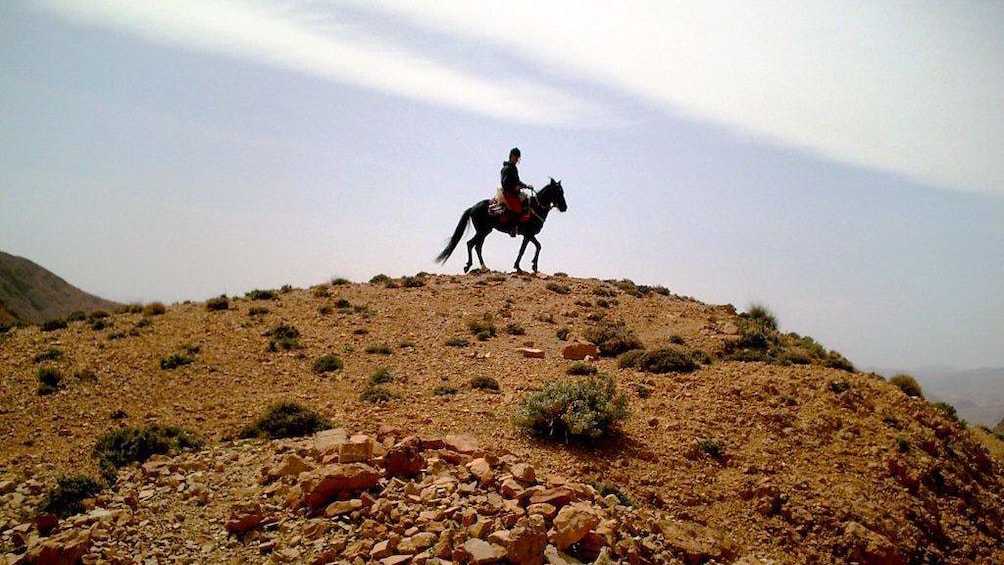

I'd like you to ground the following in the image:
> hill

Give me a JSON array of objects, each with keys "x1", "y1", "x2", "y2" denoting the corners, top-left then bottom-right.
[
  {"x1": 0, "y1": 251, "x2": 120, "y2": 325},
  {"x1": 910, "y1": 367, "x2": 1004, "y2": 429},
  {"x1": 1, "y1": 272, "x2": 1001, "y2": 564}
]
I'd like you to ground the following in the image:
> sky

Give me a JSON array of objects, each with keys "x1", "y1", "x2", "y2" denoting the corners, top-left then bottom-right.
[{"x1": 2, "y1": 0, "x2": 1002, "y2": 371}]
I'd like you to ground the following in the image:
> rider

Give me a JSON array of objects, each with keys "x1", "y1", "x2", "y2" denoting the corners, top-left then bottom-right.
[{"x1": 500, "y1": 147, "x2": 532, "y2": 236}]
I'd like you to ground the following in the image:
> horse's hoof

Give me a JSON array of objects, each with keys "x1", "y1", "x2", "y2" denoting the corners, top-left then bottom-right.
[{"x1": 463, "y1": 265, "x2": 471, "y2": 273}]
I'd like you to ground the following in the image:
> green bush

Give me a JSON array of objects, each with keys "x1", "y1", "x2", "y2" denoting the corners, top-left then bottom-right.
[
  {"x1": 67, "y1": 311, "x2": 87, "y2": 322},
  {"x1": 267, "y1": 324, "x2": 301, "y2": 351},
  {"x1": 470, "y1": 376, "x2": 500, "y2": 391},
  {"x1": 331, "y1": 277, "x2": 352, "y2": 286},
  {"x1": 75, "y1": 369, "x2": 98, "y2": 383},
  {"x1": 617, "y1": 349, "x2": 646, "y2": 369},
  {"x1": 361, "y1": 384, "x2": 397, "y2": 403},
  {"x1": 514, "y1": 374, "x2": 629, "y2": 440},
  {"x1": 94, "y1": 424, "x2": 203, "y2": 482},
  {"x1": 889, "y1": 374, "x2": 924, "y2": 398},
  {"x1": 365, "y1": 344, "x2": 393, "y2": 355},
  {"x1": 312, "y1": 285, "x2": 331, "y2": 298},
  {"x1": 698, "y1": 439, "x2": 725, "y2": 460},
  {"x1": 40, "y1": 475, "x2": 103, "y2": 517},
  {"x1": 206, "y1": 295, "x2": 229, "y2": 311},
  {"x1": 434, "y1": 385, "x2": 458, "y2": 396},
  {"x1": 313, "y1": 355, "x2": 344, "y2": 373},
  {"x1": 546, "y1": 282, "x2": 571, "y2": 295},
  {"x1": 593, "y1": 482, "x2": 635, "y2": 507},
  {"x1": 467, "y1": 313, "x2": 496, "y2": 339},
  {"x1": 369, "y1": 367, "x2": 394, "y2": 385},
  {"x1": 401, "y1": 276, "x2": 426, "y2": 288},
  {"x1": 142, "y1": 302, "x2": 166, "y2": 316},
  {"x1": 33, "y1": 348, "x2": 63, "y2": 364},
  {"x1": 505, "y1": 322, "x2": 526, "y2": 336},
  {"x1": 248, "y1": 306, "x2": 269, "y2": 317},
  {"x1": 37, "y1": 366, "x2": 62, "y2": 395},
  {"x1": 370, "y1": 274, "x2": 391, "y2": 284},
  {"x1": 160, "y1": 353, "x2": 193, "y2": 370},
  {"x1": 637, "y1": 346, "x2": 698, "y2": 374},
  {"x1": 239, "y1": 401, "x2": 332, "y2": 440},
  {"x1": 41, "y1": 319, "x2": 67, "y2": 332},
  {"x1": 933, "y1": 402, "x2": 964, "y2": 426},
  {"x1": 445, "y1": 337, "x2": 470, "y2": 347},
  {"x1": 583, "y1": 322, "x2": 644, "y2": 357},
  {"x1": 567, "y1": 362, "x2": 598, "y2": 376},
  {"x1": 246, "y1": 289, "x2": 277, "y2": 301}
]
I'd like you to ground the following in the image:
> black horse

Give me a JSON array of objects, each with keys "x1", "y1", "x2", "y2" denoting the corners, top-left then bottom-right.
[{"x1": 437, "y1": 178, "x2": 567, "y2": 273}]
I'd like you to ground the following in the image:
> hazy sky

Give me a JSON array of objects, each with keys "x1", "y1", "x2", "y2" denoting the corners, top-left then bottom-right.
[{"x1": 2, "y1": 1, "x2": 1002, "y2": 370}]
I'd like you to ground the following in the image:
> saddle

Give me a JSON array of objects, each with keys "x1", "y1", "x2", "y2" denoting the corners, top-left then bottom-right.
[{"x1": 489, "y1": 187, "x2": 529, "y2": 218}]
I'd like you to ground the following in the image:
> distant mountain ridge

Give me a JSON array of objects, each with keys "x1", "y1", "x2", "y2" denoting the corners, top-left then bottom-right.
[
  {"x1": 870, "y1": 365, "x2": 1004, "y2": 428},
  {"x1": 0, "y1": 251, "x2": 120, "y2": 324}
]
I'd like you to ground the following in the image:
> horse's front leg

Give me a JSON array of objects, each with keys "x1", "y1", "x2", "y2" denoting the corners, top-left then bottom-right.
[
  {"x1": 514, "y1": 236, "x2": 532, "y2": 273},
  {"x1": 529, "y1": 237, "x2": 542, "y2": 273}
]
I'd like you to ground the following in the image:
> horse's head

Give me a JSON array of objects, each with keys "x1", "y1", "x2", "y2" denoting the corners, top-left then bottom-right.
[{"x1": 540, "y1": 178, "x2": 567, "y2": 212}]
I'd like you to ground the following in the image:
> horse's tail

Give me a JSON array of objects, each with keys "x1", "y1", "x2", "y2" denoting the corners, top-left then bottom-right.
[{"x1": 436, "y1": 207, "x2": 473, "y2": 264}]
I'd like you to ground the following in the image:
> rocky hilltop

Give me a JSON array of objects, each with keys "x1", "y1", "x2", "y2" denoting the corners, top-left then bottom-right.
[
  {"x1": 0, "y1": 252, "x2": 120, "y2": 326},
  {"x1": 1, "y1": 272, "x2": 1001, "y2": 564}
]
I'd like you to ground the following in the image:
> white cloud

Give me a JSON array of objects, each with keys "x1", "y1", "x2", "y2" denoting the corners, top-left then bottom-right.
[
  {"x1": 33, "y1": 0, "x2": 609, "y2": 127},
  {"x1": 357, "y1": 0, "x2": 1004, "y2": 195},
  {"x1": 36, "y1": 0, "x2": 1004, "y2": 194}
]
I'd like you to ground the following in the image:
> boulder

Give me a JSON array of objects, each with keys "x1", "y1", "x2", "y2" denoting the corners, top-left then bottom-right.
[
  {"x1": 383, "y1": 444, "x2": 425, "y2": 478},
  {"x1": 654, "y1": 519, "x2": 734, "y2": 565},
  {"x1": 299, "y1": 463, "x2": 382, "y2": 509},
  {"x1": 562, "y1": 341, "x2": 599, "y2": 361},
  {"x1": 519, "y1": 347, "x2": 546, "y2": 359},
  {"x1": 339, "y1": 435, "x2": 374, "y2": 464},
  {"x1": 549, "y1": 502, "x2": 599, "y2": 550},
  {"x1": 444, "y1": 434, "x2": 480, "y2": 455},
  {"x1": 224, "y1": 502, "x2": 264, "y2": 534},
  {"x1": 26, "y1": 529, "x2": 92, "y2": 565},
  {"x1": 463, "y1": 538, "x2": 506, "y2": 564}
]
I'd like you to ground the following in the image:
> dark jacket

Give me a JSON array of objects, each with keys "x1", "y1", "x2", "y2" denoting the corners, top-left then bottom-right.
[{"x1": 500, "y1": 161, "x2": 527, "y2": 194}]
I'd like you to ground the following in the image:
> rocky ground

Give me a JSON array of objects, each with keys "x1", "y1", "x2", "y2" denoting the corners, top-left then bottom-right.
[{"x1": 1, "y1": 272, "x2": 1002, "y2": 564}]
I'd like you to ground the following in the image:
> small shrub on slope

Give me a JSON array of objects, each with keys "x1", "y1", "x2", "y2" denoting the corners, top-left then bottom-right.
[
  {"x1": 313, "y1": 355, "x2": 344, "y2": 374},
  {"x1": 239, "y1": 401, "x2": 332, "y2": 440},
  {"x1": 515, "y1": 374, "x2": 629, "y2": 440},
  {"x1": 637, "y1": 346, "x2": 698, "y2": 374},
  {"x1": 40, "y1": 475, "x2": 103, "y2": 517},
  {"x1": 37, "y1": 366, "x2": 62, "y2": 395},
  {"x1": 583, "y1": 321, "x2": 644, "y2": 357},
  {"x1": 890, "y1": 374, "x2": 924, "y2": 398},
  {"x1": 94, "y1": 424, "x2": 203, "y2": 482}
]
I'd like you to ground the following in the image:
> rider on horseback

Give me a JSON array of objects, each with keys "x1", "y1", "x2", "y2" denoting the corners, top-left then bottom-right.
[{"x1": 500, "y1": 147, "x2": 532, "y2": 236}]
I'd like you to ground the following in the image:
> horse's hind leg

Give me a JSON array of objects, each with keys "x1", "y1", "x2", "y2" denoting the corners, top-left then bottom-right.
[
  {"x1": 514, "y1": 236, "x2": 531, "y2": 273},
  {"x1": 465, "y1": 232, "x2": 487, "y2": 273}
]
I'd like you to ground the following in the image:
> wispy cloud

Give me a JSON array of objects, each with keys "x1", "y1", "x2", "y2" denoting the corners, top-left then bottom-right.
[
  {"x1": 34, "y1": 0, "x2": 610, "y2": 127},
  {"x1": 356, "y1": 1, "x2": 1004, "y2": 195},
  {"x1": 35, "y1": 0, "x2": 1004, "y2": 194}
]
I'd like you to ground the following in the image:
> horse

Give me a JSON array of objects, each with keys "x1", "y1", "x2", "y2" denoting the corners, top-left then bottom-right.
[{"x1": 436, "y1": 178, "x2": 568, "y2": 273}]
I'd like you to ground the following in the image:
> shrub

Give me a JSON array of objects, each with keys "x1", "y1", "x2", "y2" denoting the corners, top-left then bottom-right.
[
  {"x1": 556, "y1": 327, "x2": 571, "y2": 341},
  {"x1": 206, "y1": 296, "x2": 229, "y2": 311},
  {"x1": 75, "y1": 369, "x2": 98, "y2": 383},
  {"x1": 331, "y1": 277, "x2": 352, "y2": 286},
  {"x1": 592, "y1": 285, "x2": 616, "y2": 297},
  {"x1": 467, "y1": 313, "x2": 496, "y2": 339},
  {"x1": 335, "y1": 299, "x2": 352, "y2": 309},
  {"x1": 434, "y1": 385, "x2": 458, "y2": 396},
  {"x1": 88, "y1": 310, "x2": 110, "y2": 321},
  {"x1": 824, "y1": 351, "x2": 856, "y2": 373},
  {"x1": 445, "y1": 337, "x2": 470, "y2": 347},
  {"x1": 365, "y1": 344, "x2": 393, "y2": 355},
  {"x1": 37, "y1": 366, "x2": 62, "y2": 395},
  {"x1": 40, "y1": 475, "x2": 103, "y2": 517},
  {"x1": 280, "y1": 284, "x2": 294, "y2": 293},
  {"x1": 933, "y1": 402, "x2": 964, "y2": 426},
  {"x1": 830, "y1": 380, "x2": 851, "y2": 394},
  {"x1": 514, "y1": 375, "x2": 629, "y2": 440},
  {"x1": 267, "y1": 324, "x2": 301, "y2": 350},
  {"x1": 584, "y1": 322, "x2": 644, "y2": 357},
  {"x1": 401, "y1": 276, "x2": 426, "y2": 288},
  {"x1": 239, "y1": 401, "x2": 332, "y2": 440},
  {"x1": 313, "y1": 355, "x2": 343, "y2": 373},
  {"x1": 889, "y1": 374, "x2": 924, "y2": 398},
  {"x1": 67, "y1": 310, "x2": 87, "y2": 322},
  {"x1": 546, "y1": 282, "x2": 571, "y2": 295},
  {"x1": 142, "y1": 302, "x2": 166, "y2": 316},
  {"x1": 312, "y1": 285, "x2": 331, "y2": 298},
  {"x1": 567, "y1": 362, "x2": 598, "y2": 376},
  {"x1": 638, "y1": 346, "x2": 698, "y2": 374},
  {"x1": 698, "y1": 439, "x2": 725, "y2": 460},
  {"x1": 505, "y1": 322, "x2": 526, "y2": 336},
  {"x1": 41, "y1": 319, "x2": 67, "y2": 332},
  {"x1": 361, "y1": 384, "x2": 397, "y2": 403},
  {"x1": 369, "y1": 367, "x2": 394, "y2": 385},
  {"x1": 90, "y1": 318, "x2": 111, "y2": 331},
  {"x1": 669, "y1": 334, "x2": 686, "y2": 345},
  {"x1": 117, "y1": 304, "x2": 143, "y2": 314},
  {"x1": 399, "y1": 339, "x2": 416, "y2": 349},
  {"x1": 370, "y1": 274, "x2": 391, "y2": 284},
  {"x1": 635, "y1": 384, "x2": 652, "y2": 398},
  {"x1": 470, "y1": 376, "x2": 500, "y2": 391},
  {"x1": 246, "y1": 289, "x2": 277, "y2": 301},
  {"x1": 617, "y1": 349, "x2": 646, "y2": 369},
  {"x1": 160, "y1": 353, "x2": 193, "y2": 370},
  {"x1": 248, "y1": 306, "x2": 269, "y2": 317},
  {"x1": 94, "y1": 424, "x2": 203, "y2": 482},
  {"x1": 33, "y1": 348, "x2": 63, "y2": 364}
]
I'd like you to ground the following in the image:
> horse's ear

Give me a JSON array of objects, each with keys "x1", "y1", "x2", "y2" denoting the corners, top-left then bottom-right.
[{"x1": 549, "y1": 177, "x2": 555, "y2": 184}]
